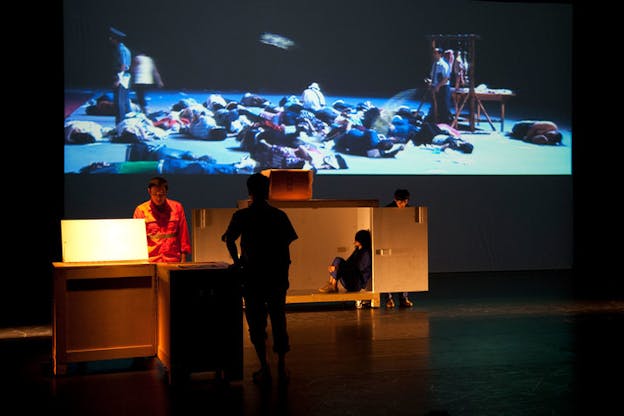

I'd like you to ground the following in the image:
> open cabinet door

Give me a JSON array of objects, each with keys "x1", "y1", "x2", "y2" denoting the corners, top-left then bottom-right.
[{"x1": 372, "y1": 207, "x2": 428, "y2": 293}]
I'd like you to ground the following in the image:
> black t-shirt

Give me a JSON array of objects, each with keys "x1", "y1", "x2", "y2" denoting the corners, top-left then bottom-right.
[{"x1": 223, "y1": 200, "x2": 298, "y2": 286}]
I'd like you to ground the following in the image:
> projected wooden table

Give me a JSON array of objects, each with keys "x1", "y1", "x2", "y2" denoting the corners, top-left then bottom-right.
[{"x1": 452, "y1": 88, "x2": 515, "y2": 132}]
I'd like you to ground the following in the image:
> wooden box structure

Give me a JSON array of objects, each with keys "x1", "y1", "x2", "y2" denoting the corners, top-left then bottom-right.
[
  {"x1": 192, "y1": 201, "x2": 428, "y2": 307},
  {"x1": 52, "y1": 261, "x2": 157, "y2": 375},
  {"x1": 261, "y1": 169, "x2": 314, "y2": 200},
  {"x1": 156, "y1": 262, "x2": 243, "y2": 384},
  {"x1": 52, "y1": 218, "x2": 155, "y2": 375}
]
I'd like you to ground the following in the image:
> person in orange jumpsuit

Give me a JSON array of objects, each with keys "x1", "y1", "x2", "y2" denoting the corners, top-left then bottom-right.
[{"x1": 133, "y1": 176, "x2": 191, "y2": 263}]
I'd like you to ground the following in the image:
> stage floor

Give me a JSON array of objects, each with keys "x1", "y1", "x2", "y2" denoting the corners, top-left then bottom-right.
[
  {"x1": 4, "y1": 270, "x2": 621, "y2": 415},
  {"x1": 64, "y1": 89, "x2": 572, "y2": 175}
]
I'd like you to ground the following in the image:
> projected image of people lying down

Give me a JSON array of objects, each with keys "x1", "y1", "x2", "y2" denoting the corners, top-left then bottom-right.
[{"x1": 63, "y1": 0, "x2": 572, "y2": 176}]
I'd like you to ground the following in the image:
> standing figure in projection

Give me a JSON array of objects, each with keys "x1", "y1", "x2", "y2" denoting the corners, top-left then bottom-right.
[
  {"x1": 132, "y1": 52, "x2": 164, "y2": 114},
  {"x1": 425, "y1": 47, "x2": 452, "y2": 124},
  {"x1": 109, "y1": 27, "x2": 132, "y2": 125}
]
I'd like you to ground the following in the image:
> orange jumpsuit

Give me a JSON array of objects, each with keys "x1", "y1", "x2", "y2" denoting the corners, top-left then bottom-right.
[{"x1": 133, "y1": 198, "x2": 191, "y2": 263}]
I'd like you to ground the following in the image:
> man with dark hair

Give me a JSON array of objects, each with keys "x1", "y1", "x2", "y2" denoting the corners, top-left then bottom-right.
[
  {"x1": 133, "y1": 176, "x2": 191, "y2": 263},
  {"x1": 386, "y1": 188, "x2": 410, "y2": 208},
  {"x1": 222, "y1": 173, "x2": 298, "y2": 385}
]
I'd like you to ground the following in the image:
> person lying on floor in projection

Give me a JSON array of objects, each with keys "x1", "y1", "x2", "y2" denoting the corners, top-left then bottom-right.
[
  {"x1": 325, "y1": 115, "x2": 404, "y2": 158},
  {"x1": 79, "y1": 141, "x2": 257, "y2": 174},
  {"x1": 508, "y1": 120, "x2": 563, "y2": 146},
  {"x1": 245, "y1": 138, "x2": 348, "y2": 171}
]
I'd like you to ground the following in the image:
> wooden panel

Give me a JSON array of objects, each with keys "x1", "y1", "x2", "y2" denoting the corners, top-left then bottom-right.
[
  {"x1": 192, "y1": 209, "x2": 237, "y2": 263},
  {"x1": 237, "y1": 199, "x2": 379, "y2": 208},
  {"x1": 193, "y1": 207, "x2": 373, "y2": 292},
  {"x1": 286, "y1": 290, "x2": 380, "y2": 305},
  {"x1": 156, "y1": 265, "x2": 172, "y2": 372},
  {"x1": 285, "y1": 207, "x2": 372, "y2": 291},
  {"x1": 192, "y1": 205, "x2": 429, "y2": 305},
  {"x1": 372, "y1": 207, "x2": 429, "y2": 293},
  {"x1": 65, "y1": 279, "x2": 155, "y2": 349},
  {"x1": 52, "y1": 263, "x2": 157, "y2": 374},
  {"x1": 156, "y1": 263, "x2": 243, "y2": 383}
]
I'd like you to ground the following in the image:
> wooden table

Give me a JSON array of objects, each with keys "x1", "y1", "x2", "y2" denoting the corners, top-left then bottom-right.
[{"x1": 452, "y1": 88, "x2": 515, "y2": 132}]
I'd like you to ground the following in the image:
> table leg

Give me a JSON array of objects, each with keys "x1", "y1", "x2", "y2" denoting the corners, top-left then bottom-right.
[
  {"x1": 452, "y1": 93, "x2": 470, "y2": 129},
  {"x1": 476, "y1": 98, "x2": 496, "y2": 131}
]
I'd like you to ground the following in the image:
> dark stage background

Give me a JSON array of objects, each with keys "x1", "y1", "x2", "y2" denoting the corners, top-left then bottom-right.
[
  {"x1": 63, "y1": 0, "x2": 571, "y2": 118},
  {"x1": 7, "y1": 0, "x2": 614, "y2": 329}
]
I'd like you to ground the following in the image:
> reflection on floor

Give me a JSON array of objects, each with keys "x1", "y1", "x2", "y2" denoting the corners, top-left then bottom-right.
[{"x1": 4, "y1": 270, "x2": 622, "y2": 415}]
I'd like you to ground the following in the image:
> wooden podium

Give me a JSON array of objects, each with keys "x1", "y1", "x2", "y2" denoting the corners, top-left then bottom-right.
[
  {"x1": 52, "y1": 261, "x2": 157, "y2": 375},
  {"x1": 156, "y1": 262, "x2": 243, "y2": 384}
]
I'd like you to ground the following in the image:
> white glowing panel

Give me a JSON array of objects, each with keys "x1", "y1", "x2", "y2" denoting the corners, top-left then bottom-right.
[{"x1": 61, "y1": 219, "x2": 149, "y2": 262}]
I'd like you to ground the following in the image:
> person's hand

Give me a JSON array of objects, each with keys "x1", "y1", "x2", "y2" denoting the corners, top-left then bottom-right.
[
  {"x1": 328, "y1": 265, "x2": 335, "y2": 273},
  {"x1": 229, "y1": 261, "x2": 243, "y2": 271}
]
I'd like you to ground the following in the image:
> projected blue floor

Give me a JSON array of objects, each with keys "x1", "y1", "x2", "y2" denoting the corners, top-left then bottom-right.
[{"x1": 64, "y1": 89, "x2": 571, "y2": 176}]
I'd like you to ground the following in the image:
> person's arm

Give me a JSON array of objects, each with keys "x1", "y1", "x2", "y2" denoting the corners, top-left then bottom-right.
[
  {"x1": 225, "y1": 238, "x2": 240, "y2": 266},
  {"x1": 282, "y1": 212, "x2": 298, "y2": 245},
  {"x1": 222, "y1": 213, "x2": 242, "y2": 267},
  {"x1": 178, "y1": 204, "x2": 192, "y2": 262},
  {"x1": 435, "y1": 68, "x2": 450, "y2": 92},
  {"x1": 433, "y1": 62, "x2": 450, "y2": 92}
]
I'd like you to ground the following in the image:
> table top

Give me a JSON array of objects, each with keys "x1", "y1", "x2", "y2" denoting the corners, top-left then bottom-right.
[{"x1": 452, "y1": 87, "x2": 515, "y2": 98}]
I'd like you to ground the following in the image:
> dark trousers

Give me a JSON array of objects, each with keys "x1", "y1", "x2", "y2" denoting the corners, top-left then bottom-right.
[
  {"x1": 114, "y1": 84, "x2": 131, "y2": 125},
  {"x1": 430, "y1": 84, "x2": 452, "y2": 124},
  {"x1": 243, "y1": 271, "x2": 290, "y2": 355},
  {"x1": 134, "y1": 84, "x2": 150, "y2": 113},
  {"x1": 330, "y1": 257, "x2": 363, "y2": 292}
]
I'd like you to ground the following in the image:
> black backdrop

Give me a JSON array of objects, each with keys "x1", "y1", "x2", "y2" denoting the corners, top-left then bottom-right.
[
  {"x1": 5, "y1": 0, "x2": 616, "y2": 328},
  {"x1": 63, "y1": 0, "x2": 571, "y2": 117}
]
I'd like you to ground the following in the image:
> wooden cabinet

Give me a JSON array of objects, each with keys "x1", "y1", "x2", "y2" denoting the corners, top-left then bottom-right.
[
  {"x1": 52, "y1": 261, "x2": 157, "y2": 375},
  {"x1": 192, "y1": 202, "x2": 428, "y2": 307},
  {"x1": 156, "y1": 263, "x2": 243, "y2": 384}
]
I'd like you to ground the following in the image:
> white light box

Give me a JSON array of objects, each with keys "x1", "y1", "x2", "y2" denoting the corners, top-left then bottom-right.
[{"x1": 61, "y1": 218, "x2": 148, "y2": 262}]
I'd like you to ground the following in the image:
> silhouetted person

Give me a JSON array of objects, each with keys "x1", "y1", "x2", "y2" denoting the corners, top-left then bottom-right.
[{"x1": 222, "y1": 173, "x2": 298, "y2": 385}]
